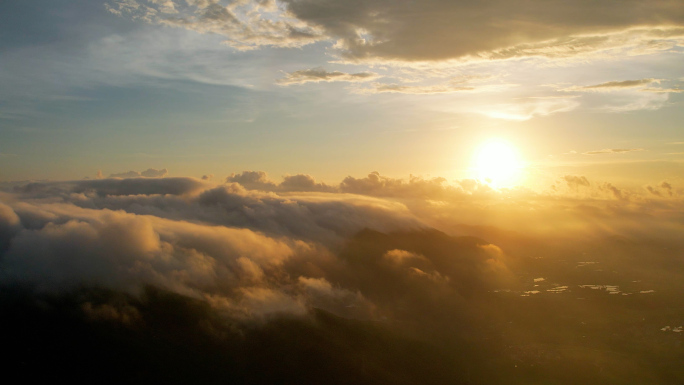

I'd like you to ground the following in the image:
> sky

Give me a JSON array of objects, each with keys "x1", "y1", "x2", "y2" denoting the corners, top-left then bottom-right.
[
  {"x1": 1, "y1": 0, "x2": 684, "y2": 188},
  {"x1": 1, "y1": 2, "x2": 684, "y2": 383}
]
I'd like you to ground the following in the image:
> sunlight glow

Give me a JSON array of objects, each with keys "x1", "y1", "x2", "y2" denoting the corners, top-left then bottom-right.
[{"x1": 473, "y1": 140, "x2": 523, "y2": 187}]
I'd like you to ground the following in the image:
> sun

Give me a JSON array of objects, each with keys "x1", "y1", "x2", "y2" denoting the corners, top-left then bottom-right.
[{"x1": 472, "y1": 139, "x2": 523, "y2": 187}]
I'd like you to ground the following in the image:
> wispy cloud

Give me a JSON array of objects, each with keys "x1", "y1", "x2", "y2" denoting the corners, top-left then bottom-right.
[
  {"x1": 641, "y1": 87, "x2": 684, "y2": 93},
  {"x1": 353, "y1": 74, "x2": 514, "y2": 95},
  {"x1": 562, "y1": 78, "x2": 683, "y2": 95},
  {"x1": 582, "y1": 148, "x2": 644, "y2": 155},
  {"x1": 356, "y1": 83, "x2": 475, "y2": 95},
  {"x1": 565, "y1": 79, "x2": 660, "y2": 92},
  {"x1": 477, "y1": 96, "x2": 580, "y2": 121},
  {"x1": 277, "y1": 68, "x2": 379, "y2": 85}
]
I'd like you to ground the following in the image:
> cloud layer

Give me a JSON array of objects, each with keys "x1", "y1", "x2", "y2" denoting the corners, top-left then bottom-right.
[
  {"x1": 3, "y1": 171, "x2": 683, "y2": 310},
  {"x1": 2, "y1": 171, "x2": 684, "y2": 384},
  {"x1": 1, "y1": 170, "x2": 683, "y2": 326}
]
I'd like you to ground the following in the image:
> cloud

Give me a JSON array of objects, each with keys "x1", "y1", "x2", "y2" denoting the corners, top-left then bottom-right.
[
  {"x1": 660, "y1": 181, "x2": 674, "y2": 195},
  {"x1": 598, "y1": 91, "x2": 671, "y2": 112},
  {"x1": 2, "y1": 170, "x2": 684, "y2": 385},
  {"x1": 598, "y1": 182, "x2": 625, "y2": 200},
  {"x1": 3, "y1": 171, "x2": 684, "y2": 383},
  {"x1": 201, "y1": 174, "x2": 214, "y2": 181},
  {"x1": 561, "y1": 78, "x2": 684, "y2": 95},
  {"x1": 357, "y1": 83, "x2": 475, "y2": 95},
  {"x1": 0, "y1": 202, "x2": 22, "y2": 252},
  {"x1": 277, "y1": 67, "x2": 379, "y2": 85},
  {"x1": 282, "y1": 1, "x2": 684, "y2": 63},
  {"x1": 7, "y1": 177, "x2": 421, "y2": 245},
  {"x1": 562, "y1": 175, "x2": 590, "y2": 189},
  {"x1": 478, "y1": 97, "x2": 580, "y2": 121},
  {"x1": 641, "y1": 87, "x2": 684, "y2": 93},
  {"x1": 226, "y1": 171, "x2": 277, "y2": 191},
  {"x1": 565, "y1": 78, "x2": 661, "y2": 92},
  {"x1": 353, "y1": 74, "x2": 515, "y2": 95},
  {"x1": 112, "y1": 0, "x2": 684, "y2": 64},
  {"x1": 108, "y1": 0, "x2": 326, "y2": 51},
  {"x1": 0, "y1": 175, "x2": 510, "y2": 324},
  {"x1": 141, "y1": 168, "x2": 169, "y2": 177},
  {"x1": 279, "y1": 174, "x2": 337, "y2": 192},
  {"x1": 340, "y1": 172, "x2": 452, "y2": 199},
  {"x1": 645, "y1": 181, "x2": 674, "y2": 197},
  {"x1": 0, "y1": 205, "x2": 303, "y2": 303},
  {"x1": 382, "y1": 249, "x2": 425, "y2": 264},
  {"x1": 3, "y1": 172, "x2": 684, "y2": 321},
  {"x1": 109, "y1": 168, "x2": 168, "y2": 178},
  {"x1": 11, "y1": 177, "x2": 205, "y2": 198},
  {"x1": 557, "y1": 78, "x2": 679, "y2": 112},
  {"x1": 582, "y1": 148, "x2": 644, "y2": 155},
  {"x1": 227, "y1": 171, "x2": 336, "y2": 193},
  {"x1": 82, "y1": 302, "x2": 142, "y2": 325}
]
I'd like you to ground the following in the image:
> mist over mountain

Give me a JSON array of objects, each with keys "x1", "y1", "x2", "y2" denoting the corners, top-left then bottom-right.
[{"x1": 1, "y1": 176, "x2": 682, "y2": 384}]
